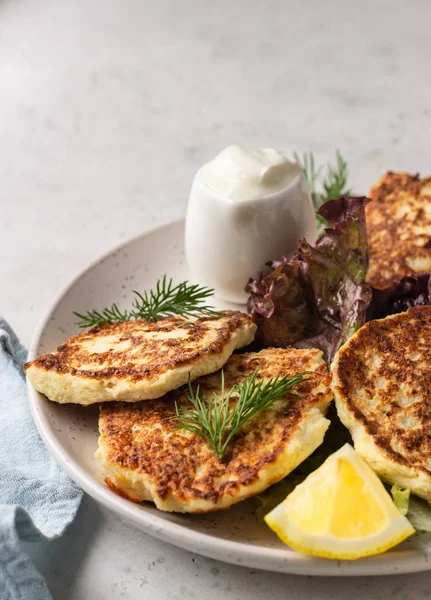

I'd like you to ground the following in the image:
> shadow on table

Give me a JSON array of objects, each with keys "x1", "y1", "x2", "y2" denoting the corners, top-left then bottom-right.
[{"x1": 22, "y1": 493, "x2": 103, "y2": 599}]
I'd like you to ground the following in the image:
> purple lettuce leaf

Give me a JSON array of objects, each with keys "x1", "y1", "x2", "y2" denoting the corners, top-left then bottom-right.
[
  {"x1": 368, "y1": 273, "x2": 431, "y2": 320},
  {"x1": 247, "y1": 196, "x2": 372, "y2": 363}
]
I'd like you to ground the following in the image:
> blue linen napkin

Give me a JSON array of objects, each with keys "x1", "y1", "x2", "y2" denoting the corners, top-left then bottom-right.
[{"x1": 0, "y1": 318, "x2": 83, "y2": 600}]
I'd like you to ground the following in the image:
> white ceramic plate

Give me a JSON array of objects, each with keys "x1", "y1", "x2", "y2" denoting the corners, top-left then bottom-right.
[{"x1": 27, "y1": 220, "x2": 431, "y2": 576}]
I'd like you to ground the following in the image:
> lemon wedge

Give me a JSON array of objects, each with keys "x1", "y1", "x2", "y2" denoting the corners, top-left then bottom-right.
[{"x1": 264, "y1": 444, "x2": 415, "y2": 560}]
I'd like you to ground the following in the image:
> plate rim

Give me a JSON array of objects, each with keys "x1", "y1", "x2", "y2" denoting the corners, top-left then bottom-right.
[{"x1": 27, "y1": 219, "x2": 431, "y2": 576}]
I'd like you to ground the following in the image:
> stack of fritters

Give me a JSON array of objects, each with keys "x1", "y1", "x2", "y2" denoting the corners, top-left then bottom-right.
[{"x1": 25, "y1": 311, "x2": 332, "y2": 512}]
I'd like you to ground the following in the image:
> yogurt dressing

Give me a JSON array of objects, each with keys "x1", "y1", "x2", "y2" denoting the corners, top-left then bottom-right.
[
  {"x1": 200, "y1": 145, "x2": 300, "y2": 202},
  {"x1": 185, "y1": 145, "x2": 317, "y2": 304}
]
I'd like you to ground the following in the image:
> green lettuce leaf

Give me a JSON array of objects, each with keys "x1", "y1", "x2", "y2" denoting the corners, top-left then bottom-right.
[
  {"x1": 391, "y1": 483, "x2": 410, "y2": 516},
  {"x1": 407, "y1": 496, "x2": 431, "y2": 532},
  {"x1": 389, "y1": 483, "x2": 431, "y2": 531},
  {"x1": 390, "y1": 485, "x2": 431, "y2": 532}
]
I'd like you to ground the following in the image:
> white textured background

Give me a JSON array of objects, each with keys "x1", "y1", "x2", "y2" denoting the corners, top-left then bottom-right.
[{"x1": 2, "y1": 0, "x2": 431, "y2": 597}]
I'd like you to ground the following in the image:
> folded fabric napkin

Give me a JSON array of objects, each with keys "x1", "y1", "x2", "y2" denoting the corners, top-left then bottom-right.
[{"x1": 0, "y1": 318, "x2": 83, "y2": 600}]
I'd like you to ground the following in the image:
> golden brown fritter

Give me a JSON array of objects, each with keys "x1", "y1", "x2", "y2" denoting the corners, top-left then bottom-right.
[
  {"x1": 24, "y1": 312, "x2": 256, "y2": 405},
  {"x1": 332, "y1": 306, "x2": 431, "y2": 503},
  {"x1": 366, "y1": 171, "x2": 431, "y2": 289},
  {"x1": 97, "y1": 348, "x2": 332, "y2": 513}
]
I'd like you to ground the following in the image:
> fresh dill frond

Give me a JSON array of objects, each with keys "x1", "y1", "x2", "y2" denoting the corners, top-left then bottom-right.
[
  {"x1": 74, "y1": 275, "x2": 221, "y2": 328},
  {"x1": 131, "y1": 277, "x2": 219, "y2": 321},
  {"x1": 295, "y1": 150, "x2": 351, "y2": 234},
  {"x1": 73, "y1": 304, "x2": 134, "y2": 329},
  {"x1": 293, "y1": 150, "x2": 323, "y2": 212},
  {"x1": 322, "y1": 150, "x2": 351, "y2": 203},
  {"x1": 174, "y1": 370, "x2": 311, "y2": 461}
]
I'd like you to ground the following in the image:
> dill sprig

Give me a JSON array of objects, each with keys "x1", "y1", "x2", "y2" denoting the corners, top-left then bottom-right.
[
  {"x1": 74, "y1": 276, "x2": 221, "y2": 328},
  {"x1": 293, "y1": 150, "x2": 323, "y2": 211},
  {"x1": 295, "y1": 150, "x2": 351, "y2": 234},
  {"x1": 174, "y1": 370, "x2": 311, "y2": 461},
  {"x1": 323, "y1": 150, "x2": 350, "y2": 203},
  {"x1": 73, "y1": 304, "x2": 134, "y2": 328}
]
